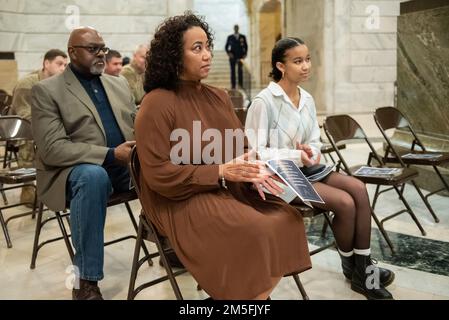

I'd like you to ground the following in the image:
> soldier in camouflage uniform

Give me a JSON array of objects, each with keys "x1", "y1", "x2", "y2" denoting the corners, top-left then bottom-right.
[
  {"x1": 10, "y1": 49, "x2": 68, "y2": 205},
  {"x1": 120, "y1": 44, "x2": 147, "y2": 105}
]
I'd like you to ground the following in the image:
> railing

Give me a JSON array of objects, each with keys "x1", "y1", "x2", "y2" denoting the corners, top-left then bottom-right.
[
  {"x1": 241, "y1": 61, "x2": 252, "y2": 102},
  {"x1": 260, "y1": 61, "x2": 272, "y2": 87}
]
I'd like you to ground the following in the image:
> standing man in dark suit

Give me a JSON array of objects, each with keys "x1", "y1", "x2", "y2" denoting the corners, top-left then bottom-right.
[
  {"x1": 31, "y1": 27, "x2": 136, "y2": 300},
  {"x1": 225, "y1": 24, "x2": 248, "y2": 89}
]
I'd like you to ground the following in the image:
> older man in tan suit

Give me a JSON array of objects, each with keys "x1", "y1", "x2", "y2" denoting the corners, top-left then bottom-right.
[{"x1": 31, "y1": 27, "x2": 136, "y2": 300}]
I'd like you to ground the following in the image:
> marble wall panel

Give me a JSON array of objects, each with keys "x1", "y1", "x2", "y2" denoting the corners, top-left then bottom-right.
[
  {"x1": 397, "y1": 5, "x2": 449, "y2": 139},
  {"x1": 0, "y1": 0, "x2": 193, "y2": 76},
  {"x1": 351, "y1": 49, "x2": 396, "y2": 66},
  {"x1": 0, "y1": 32, "x2": 26, "y2": 51},
  {"x1": 21, "y1": 0, "x2": 167, "y2": 15},
  {"x1": 0, "y1": 0, "x2": 26, "y2": 13},
  {"x1": 350, "y1": 33, "x2": 397, "y2": 49},
  {"x1": 351, "y1": 66, "x2": 396, "y2": 82}
]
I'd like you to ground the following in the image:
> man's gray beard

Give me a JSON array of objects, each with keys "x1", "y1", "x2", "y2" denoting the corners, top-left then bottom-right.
[{"x1": 90, "y1": 64, "x2": 105, "y2": 75}]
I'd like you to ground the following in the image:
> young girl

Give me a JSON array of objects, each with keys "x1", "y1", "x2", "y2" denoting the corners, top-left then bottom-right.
[{"x1": 245, "y1": 37, "x2": 395, "y2": 300}]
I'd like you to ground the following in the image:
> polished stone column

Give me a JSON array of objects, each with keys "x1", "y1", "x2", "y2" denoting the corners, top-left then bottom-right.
[{"x1": 396, "y1": 0, "x2": 449, "y2": 192}]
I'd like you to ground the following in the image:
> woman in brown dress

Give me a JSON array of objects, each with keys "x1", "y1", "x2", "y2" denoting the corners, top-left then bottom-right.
[{"x1": 134, "y1": 12, "x2": 311, "y2": 300}]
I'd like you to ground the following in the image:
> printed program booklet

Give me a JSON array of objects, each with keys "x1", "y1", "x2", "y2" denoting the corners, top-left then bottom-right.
[
  {"x1": 303, "y1": 164, "x2": 335, "y2": 182},
  {"x1": 401, "y1": 153, "x2": 442, "y2": 160},
  {"x1": 266, "y1": 159, "x2": 324, "y2": 206},
  {"x1": 353, "y1": 166, "x2": 403, "y2": 177}
]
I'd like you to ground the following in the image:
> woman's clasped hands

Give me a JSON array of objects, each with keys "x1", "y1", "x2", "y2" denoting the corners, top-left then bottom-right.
[{"x1": 218, "y1": 152, "x2": 284, "y2": 200}]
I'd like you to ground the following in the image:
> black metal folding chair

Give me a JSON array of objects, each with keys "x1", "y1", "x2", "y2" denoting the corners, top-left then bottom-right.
[
  {"x1": 127, "y1": 147, "x2": 189, "y2": 300},
  {"x1": 374, "y1": 106, "x2": 449, "y2": 223},
  {"x1": 0, "y1": 116, "x2": 37, "y2": 248},
  {"x1": 323, "y1": 114, "x2": 428, "y2": 254},
  {"x1": 30, "y1": 175, "x2": 151, "y2": 269},
  {"x1": 127, "y1": 147, "x2": 317, "y2": 300}
]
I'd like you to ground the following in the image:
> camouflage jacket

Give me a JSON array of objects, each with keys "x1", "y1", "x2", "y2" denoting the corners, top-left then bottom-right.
[{"x1": 120, "y1": 64, "x2": 145, "y2": 105}]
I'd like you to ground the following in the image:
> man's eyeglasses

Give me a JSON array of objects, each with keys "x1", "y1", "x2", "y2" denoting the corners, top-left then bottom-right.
[{"x1": 71, "y1": 45, "x2": 110, "y2": 55}]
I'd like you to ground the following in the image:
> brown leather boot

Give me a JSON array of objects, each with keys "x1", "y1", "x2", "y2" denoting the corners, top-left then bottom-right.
[{"x1": 72, "y1": 280, "x2": 104, "y2": 300}]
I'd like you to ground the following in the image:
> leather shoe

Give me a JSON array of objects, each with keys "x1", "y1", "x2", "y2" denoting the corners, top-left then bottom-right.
[
  {"x1": 351, "y1": 254, "x2": 394, "y2": 300},
  {"x1": 72, "y1": 280, "x2": 103, "y2": 300},
  {"x1": 340, "y1": 254, "x2": 395, "y2": 287}
]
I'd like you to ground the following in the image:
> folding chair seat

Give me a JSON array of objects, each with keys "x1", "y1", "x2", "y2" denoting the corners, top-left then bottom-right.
[
  {"x1": 29, "y1": 182, "x2": 151, "y2": 269},
  {"x1": 323, "y1": 114, "x2": 428, "y2": 254},
  {"x1": 374, "y1": 106, "x2": 449, "y2": 223},
  {"x1": 127, "y1": 147, "x2": 317, "y2": 300},
  {"x1": 0, "y1": 116, "x2": 37, "y2": 248}
]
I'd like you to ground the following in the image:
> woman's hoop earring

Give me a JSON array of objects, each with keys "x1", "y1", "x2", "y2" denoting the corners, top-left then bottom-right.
[{"x1": 282, "y1": 71, "x2": 285, "y2": 79}]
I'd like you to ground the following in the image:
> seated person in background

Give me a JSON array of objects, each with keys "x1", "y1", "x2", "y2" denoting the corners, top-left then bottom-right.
[
  {"x1": 10, "y1": 49, "x2": 68, "y2": 206},
  {"x1": 122, "y1": 56, "x2": 130, "y2": 66},
  {"x1": 31, "y1": 27, "x2": 136, "y2": 300},
  {"x1": 245, "y1": 37, "x2": 395, "y2": 300},
  {"x1": 135, "y1": 12, "x2": 311, "y2": 300},
  {"x1": 104, "y1": 49, "x2": 123, "y2": 76},
  {"x1": 120, "y1": 44, "x2": 148, "y2": 105}
]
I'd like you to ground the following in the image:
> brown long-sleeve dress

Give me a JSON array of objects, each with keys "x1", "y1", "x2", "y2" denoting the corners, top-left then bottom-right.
[{"x1": 134, "y1": 80, "x2": 311, "y2": 299}]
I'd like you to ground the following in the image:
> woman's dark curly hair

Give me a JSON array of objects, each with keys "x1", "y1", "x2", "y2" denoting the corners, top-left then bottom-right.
[{"x1": 144, "y1": 11, "x2": 214, "y2": 92}]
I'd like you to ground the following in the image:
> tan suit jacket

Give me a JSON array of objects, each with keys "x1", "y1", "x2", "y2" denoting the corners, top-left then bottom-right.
[{"x1": 31, "y1": 67, "x2": 135, "y2": 211}]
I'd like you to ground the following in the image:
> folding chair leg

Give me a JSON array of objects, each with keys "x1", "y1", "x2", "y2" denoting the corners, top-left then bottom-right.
[
  {"x1": 393, "y1": 186, "x2": 426, "y2": 236},
  {"x1": 292, "y1": 274, "x2": 309, "y2": 300},
  {"x1": 31, "y1": 187, "x2": 38, "y2": 220},
  {"x1": 433, "y1": 165, "x2": 449, "y2": 194},
  {"x1": 372, "y1": 185, "x2": 381, "y2": 210},
  {"x1": 55, "y1": 211, "x2": 75, "y2": 261},
  {"x1": 157, "y1": 240, "x2": 183, "y2": 300},
  {"x1": 0, "y1": 183, "x2": 7, "y2": 205},
  {"x1": 13, "y1": 151, "x2": 18, "y2": 165},
  {"x1": 411, "y1": 180, "x2": 439, "y2": 223},
  {"x1": 320, "y1": 219, "x2": 329, "y2": 238},
  {"x1": 2, "y1": 148, "x2": 8, "y2": 168},
  {"x1": 399, "y1": 183, "x2": 406, "y2": 197},
  {"x1": 328, "y1": 152, "x2": 336, "y2": 165},
  {"x1": 370, "y1": 208, "x2": 395, "y2": 254},
  {"x1": 125, "y1": 202, "x2": 153, "y2": 266},
  {"x1": 0, "y1": 208, "x2": 12, "y2": 248},
  {"x1": 127, "y1": 216, "x2": 144, "y2": 300},
  {"x1": 320, "y1": 211, "x2": 333, "y2": 238},
  {"x1": 30, "y1": 202, "x2": 44, "y2": 269}
]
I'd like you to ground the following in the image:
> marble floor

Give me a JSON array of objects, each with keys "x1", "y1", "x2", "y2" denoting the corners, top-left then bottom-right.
[{"x1": 0, "y1": 142, "x2": 448, "y2": 300}]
